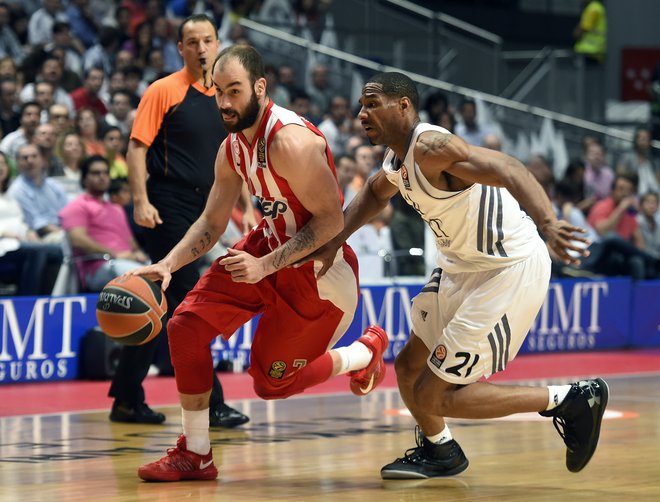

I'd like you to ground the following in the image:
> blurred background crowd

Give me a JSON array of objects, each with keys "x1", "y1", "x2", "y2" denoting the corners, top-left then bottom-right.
[{"x1": 1, "y1": 0, "x2": 659, "y2": 297}]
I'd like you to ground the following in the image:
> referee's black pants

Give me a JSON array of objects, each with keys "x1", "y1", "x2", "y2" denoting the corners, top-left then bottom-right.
[{"x1": 109, "y1": 181, "x2": 225, "y2": 408}]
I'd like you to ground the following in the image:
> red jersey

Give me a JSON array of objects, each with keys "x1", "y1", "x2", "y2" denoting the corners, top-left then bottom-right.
[{"x1": 225, "y1": 100, "x2": 341, "y2": 252}]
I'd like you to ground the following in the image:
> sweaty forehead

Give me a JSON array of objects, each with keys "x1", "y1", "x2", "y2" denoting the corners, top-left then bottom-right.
[{"x1": 362, "y1": 82, "x2": 385, "y2": 97}]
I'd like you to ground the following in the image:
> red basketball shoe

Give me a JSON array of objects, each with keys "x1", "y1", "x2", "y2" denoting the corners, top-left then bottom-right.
[
  {"x1": 349, "y1": 325, "x2": 389, "y2": 396},
  {"x1": 138, "y1": 435, "x2": 218, "y2": 482}
]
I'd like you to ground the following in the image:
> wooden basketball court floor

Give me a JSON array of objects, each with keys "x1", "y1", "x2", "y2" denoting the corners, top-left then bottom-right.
[{"x1": 1, "y1": 359, "x2": 660, "y2": 501}]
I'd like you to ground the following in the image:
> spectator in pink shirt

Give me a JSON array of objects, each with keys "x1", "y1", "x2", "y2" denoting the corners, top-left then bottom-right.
[
  {"x1": 583, "y1": 141, "x2": 614, "y2": 213},
  {"x1": 59, "y1": 155, "x2": 148, "y2": 291}
]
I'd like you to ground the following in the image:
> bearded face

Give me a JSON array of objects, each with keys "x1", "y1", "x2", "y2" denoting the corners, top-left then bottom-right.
[{"x1": 221, "y1": 88, "x2": 261, "y2": 133}]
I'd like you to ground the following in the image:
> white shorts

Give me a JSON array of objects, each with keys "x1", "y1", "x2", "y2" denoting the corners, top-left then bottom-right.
[{"x1": 411, "y1": 242, "x2": 551, "y2": 385}]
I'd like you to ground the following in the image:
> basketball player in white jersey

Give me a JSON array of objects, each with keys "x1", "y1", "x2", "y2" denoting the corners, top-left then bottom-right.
[
  {"x1": 308, "y1": 72, "x2": 609, "y2": 478},
  {"x1": 127, "y1": 45, "x2": 389, "y2": 482}
]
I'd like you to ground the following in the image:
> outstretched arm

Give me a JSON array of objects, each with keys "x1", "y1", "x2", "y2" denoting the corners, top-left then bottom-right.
[
  {"x1": 301, "y1": 168, "x2": 399, "y2": 277},
  {"x1": 414, "y1": 131, "x2": 590, "y2": 265}
]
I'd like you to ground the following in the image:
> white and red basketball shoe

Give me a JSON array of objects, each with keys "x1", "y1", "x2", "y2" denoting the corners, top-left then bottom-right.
[
  {"x1": 349, "y1": 325, "x2": 389, "y2": 396},
  {"x1": 138, "y1": 435, "x2": 218, "y2": 482}
]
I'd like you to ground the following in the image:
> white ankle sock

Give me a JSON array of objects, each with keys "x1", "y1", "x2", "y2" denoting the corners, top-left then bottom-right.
[
  {"x1": 182, "y1": 408, "x2": 210, "y2": 455},
  {"x1": 546, "y1": 385, "x2": 572, "y2": 411},
  {"x1": 426, "y1": 425, "x2": 453, "y2": 445},
  {"x1": 334, "y1": 342, "x2": 373, "y2": 374}
]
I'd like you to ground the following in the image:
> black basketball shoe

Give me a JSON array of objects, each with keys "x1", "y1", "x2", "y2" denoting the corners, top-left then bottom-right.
[
  {"x1": 380, "y1": 426, "x2": 469, "y2": 479},
  {"x1": 540, "y1": 378, "x2": 609, "y2": 473}
]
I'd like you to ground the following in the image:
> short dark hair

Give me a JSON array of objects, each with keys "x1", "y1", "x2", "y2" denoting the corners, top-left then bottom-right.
[
  {"x1": 178, "y1": 14, "x2": 218, "y2": 42},
  {"x1": 213, "y1": 44, "x2": 265, "y2": 85},
  {"x1": 366, "y1": 72, "x2": 419, "y2": 111},
  {"x1": 20, "y1": 101, "x2": 41, "y2": 117},
  {"x1": 614, "y1": 171, "x2": 639, "y2": 190},
  {"x1": 641, "y1": 190, "x2": 659, "y2": 204},
  {"x1": 109, "y1": 177, "x2": 129, "y2": 196},
  {"x1": 80, "y1": 155, "x2": 109, "y2": 188}
]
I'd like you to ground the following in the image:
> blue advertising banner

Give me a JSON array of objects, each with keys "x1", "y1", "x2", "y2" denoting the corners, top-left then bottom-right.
[
  {"x1": 0, "y1": 294, "x2": 97, "y2": 383},
  {"x1": 0, "y1": 277, "x2": 639, "y2": 384},
  {"x1": 630, "y1": 280, "x2": 660, "y2": 347},
  {"x1": 522, "y1": 277, "x2": 632, "y2": 353}
]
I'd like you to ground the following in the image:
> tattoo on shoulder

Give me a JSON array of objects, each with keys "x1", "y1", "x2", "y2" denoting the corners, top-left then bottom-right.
[{"x1": 419, "y1": 133, "x2": 451, "y2": 157}]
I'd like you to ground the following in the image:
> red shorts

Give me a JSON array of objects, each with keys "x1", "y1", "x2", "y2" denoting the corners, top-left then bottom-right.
[{"x1": 170, "y1": 231, "x2": 359, "y2": 396}]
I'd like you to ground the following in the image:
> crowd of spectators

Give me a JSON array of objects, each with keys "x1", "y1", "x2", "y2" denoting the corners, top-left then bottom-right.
[{"x1": 1, "y1": 0, "x2": 658, "y2": 295}]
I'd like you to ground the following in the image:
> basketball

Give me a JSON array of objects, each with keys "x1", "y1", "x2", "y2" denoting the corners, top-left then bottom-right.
[{"x1": 96, "y1": 275, "x2": 167, "y2": 346}]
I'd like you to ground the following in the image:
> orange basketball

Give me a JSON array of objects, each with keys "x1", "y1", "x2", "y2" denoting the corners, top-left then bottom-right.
[{"x1": 96, "y1": 275, "x2": 167, "y2": 346}]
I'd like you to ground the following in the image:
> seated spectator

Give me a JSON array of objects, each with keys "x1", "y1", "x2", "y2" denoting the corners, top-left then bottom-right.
[
  {"x1": 582, "y1": 139, "x2": 614, "y2": 213},
  {"x1": 334, "y1": 153, "x2": 357, "y2": 207},
  {"x1": 0, "y1": 2, "x2": 26, "y2": 65},
  {"x1": 75, "y1": 107, "x2": 105, "y2": 156},
  {"x1": 65, "y1": 0, "x2": 98, "y2": 49},
  {"x1": 45, "y1": 21, "x2": 84, "y2": 78},
  {"x1": 20, "y1": 55, "x2": 75, "y2": 115},
  {"x1": 122, "y1": 20, "x2": 151, "y2": 70},
  {"x1": 347, "y1": 205, "x2": 393, "y2": 281},
  {"x1": 0, "y1": 101, "x2": 41, "y2": 161},
  {"x1": 454, "y1": 97, "x2": 487, "y2": 146},
  {"x1": 587, "y1": 172, "x2": 658, "y2": 279},
  {"x1": 561, "y1": 158, "x2": 591, "y2": 214},
  {"x1": 33, "y1": 81, "x2": 56, "y2": 123},
  {"x1": 101, "y1": 125, "x2": 128, "y2": 178},
  {"x1": 0, "y1": 77, "x2": 20, "y2": 138},
  {"x1": 264, "y1": 63, "x2": 289, "y2": 107},
  {"x1": 0, "y1": 151, "x2": 63, "y2": 295},
  {"x1": 52, "y1": 131, "x2": 86, "y2": 198},
  {"x1": 355, "y1": 144, "x2": 377, "y2": 178},
  {"x1": 70, "y1": 67, "x2": 107, "y2": 116},
  {"x1": 122, "y1": 65, "x2": 147, "y2": 106},
  {"x1": 438, "y1": 110, "x2": 456, "y2": 133},
  {"x1": 47, "y1": 103, "x2": 72, "y2": 135},
  {"x1": 7, "y1": 143, "x2": 68, "y2": 243},
  {"x1": 288, "y1": 88, "x2": 319, "y2": 124},
  {"x1": 33, "y1": 122, "x2": 65, "y2": 176},
  {"x1": 108, "y1": 176, "x2": 145, "y2": 249},
  {"x1": 306, "y1": 62, "x2": 334, "y2": 118},
  {"x1": 527, "y1": 154, "x2": 555, "y2": 198},
  {"x1": 317, "y1": 95, "x2": 351, "y2": 157},
  {"x1": 637, "y1": 191, "x2": 660, "y2": 260},
  {"x1": 421, "y1": 90, "x2": 449, "y2": 126},
  {"x1": 28, "y1": 0, "x2": 68, "y2": 48},
  {"x1": 82, "y1": 25, "x2": 120, "y2": 76},
  {"x1": 103, "y1": 89, "x2": 134, "y2": 137},
  {"x1": 151, "y1": 16, "x2": 181, "y2": 73},
  {"x1": 555, "y1": 178, "x2": 656, "y2": 280},
  {"x1": 616, "y1": 126, "x2": 660, "y2": 196},
  {"x1": 59, "y1": 155, "x2": 148, "y2": 291}
]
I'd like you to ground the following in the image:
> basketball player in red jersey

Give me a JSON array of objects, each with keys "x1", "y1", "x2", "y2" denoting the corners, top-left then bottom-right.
[{"x1": 131, "y1": 44, "x2": 389, "y2": 482}]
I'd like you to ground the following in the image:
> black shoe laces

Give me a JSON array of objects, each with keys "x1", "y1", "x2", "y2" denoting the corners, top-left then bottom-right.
[
  {"x1": 551, "y1": 415, "x2": 579, "y2": 450},
  {"x1": 394, "y1": 426, "x2": 426, "y2": 464}
]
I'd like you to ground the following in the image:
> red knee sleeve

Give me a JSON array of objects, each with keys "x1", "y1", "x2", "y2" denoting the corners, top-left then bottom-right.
[{"x1": 168, "y1": 313, "x2": 216, "y2": 395}]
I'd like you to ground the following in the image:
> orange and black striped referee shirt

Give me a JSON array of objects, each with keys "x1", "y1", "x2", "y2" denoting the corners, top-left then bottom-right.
[{"x1": 130, "y1": 67, "x2": 226, "y2": 191}]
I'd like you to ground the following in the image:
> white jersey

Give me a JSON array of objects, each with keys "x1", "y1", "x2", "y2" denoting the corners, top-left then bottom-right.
[{"x1": 382, "y1": 123, "x2": 543, "y2": 273}]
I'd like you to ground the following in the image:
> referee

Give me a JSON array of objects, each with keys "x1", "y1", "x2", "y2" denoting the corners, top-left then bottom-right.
[{"x1": 108, "y1": 14, "x2": 248, "y2": 427}]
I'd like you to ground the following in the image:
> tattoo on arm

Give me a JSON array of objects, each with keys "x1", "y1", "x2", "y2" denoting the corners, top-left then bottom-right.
[
  {"x1": 190, "y1": 231, "x2": 214, "y2": 258},
  {"x1": 419, "y1": 133, "x2": 451, "y2": 158},
  {"x1": 272, "y1": 226, "x2": 316, "y2": 270}
]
